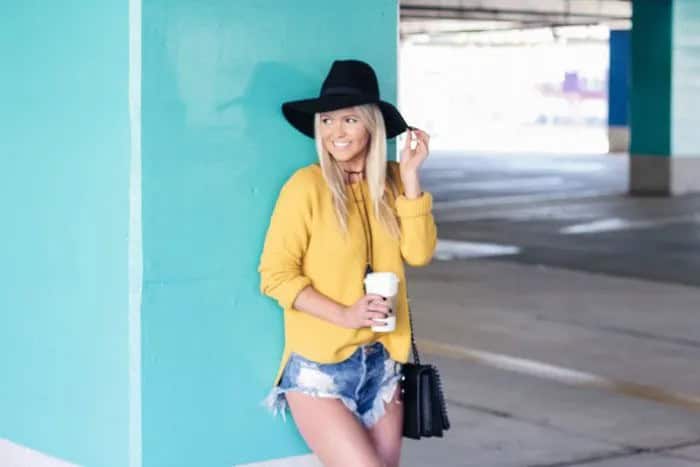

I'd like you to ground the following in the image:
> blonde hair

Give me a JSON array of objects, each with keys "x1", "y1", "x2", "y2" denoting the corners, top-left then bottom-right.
[{"x1": 314, "y1": 104, "x2": 400, "y2": 238}]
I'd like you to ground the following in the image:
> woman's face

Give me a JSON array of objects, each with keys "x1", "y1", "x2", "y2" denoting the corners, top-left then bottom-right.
[{"x1": 318, "y1": 107, "x2": 370, "y2": 165}]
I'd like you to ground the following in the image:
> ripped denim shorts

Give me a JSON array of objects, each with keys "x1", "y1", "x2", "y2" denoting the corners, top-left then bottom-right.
[{"x1": 263, "y1": 342, "x2": 403, "y2": 428}]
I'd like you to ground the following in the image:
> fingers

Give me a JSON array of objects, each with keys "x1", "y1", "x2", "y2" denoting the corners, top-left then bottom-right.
[
  {"x1": 364, "y1": 294, "x2": 390, "y2": 312},
  {"x1": 368, "y1": 310, "x2": 389, "y2": 320},
  {"x1": 367, "y1": 301, "x2": 390, "y2": 313},
  {"x1": 356, "y1": 294, "x2": 391, "y2": 328},
  {"x1": 364, "y1": 311, "x2": 389, "y2": 327},
  {"x1": 411, "y1": 127, "x2": 430, "y2": 141},
  {"x1": 364, "y1": 294, "x2": 384, "y2": 304},
  {"x1": 402, "y1": 127, "x2": 430, "y2": 155},
  {"x1": 402, "y1": 129, "x2": 412, "y2": 152},
  {"x1": 406, "y1": 127, "x2": 429, "y2": 140},
  {"x1": 414, "y1": 130, "x2": 430, "y2": 152}
]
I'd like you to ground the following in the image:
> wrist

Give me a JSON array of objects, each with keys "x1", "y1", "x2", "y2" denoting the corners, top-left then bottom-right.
[
  {"x1": 403, "y1": 181, "x2": 422, "y2": 199},
  {"x1": 403, "y1": 187, "x2": 422, "y2": 199},
  {"x1": 333, "y1": 305, "x2": 349, "y2": 328},
  {"x1": 400, "y1": 171, "x2": 421, "y2": 199}
]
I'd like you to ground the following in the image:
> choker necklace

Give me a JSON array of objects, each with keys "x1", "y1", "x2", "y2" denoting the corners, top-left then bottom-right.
[{"x1": 343, "y1": 169, "x2": 365, "y2": 184}]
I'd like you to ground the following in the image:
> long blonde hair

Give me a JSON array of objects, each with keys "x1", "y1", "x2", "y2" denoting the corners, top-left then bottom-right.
[{"x1": 314, "y1": 104, "x2": 400, "y2": 238}]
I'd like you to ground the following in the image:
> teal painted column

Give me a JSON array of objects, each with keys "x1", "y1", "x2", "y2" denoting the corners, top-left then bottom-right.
[
  {"x1": 0, "y1": 2, "x2": 135, "y2": 466},
  {"x1": 140, "y1": 1, "x2": 399, "y2": 466},
  {"x1": 1, "y1": 1, "x2": 398, "y2": 465},
  {"x1": 630, "y1": 0, "x2": 700, "y2": 195}
]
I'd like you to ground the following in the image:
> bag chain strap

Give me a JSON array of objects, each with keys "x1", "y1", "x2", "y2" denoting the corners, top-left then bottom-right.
[
  {"x1": 408, "y1": 302, "x2": 451, "y2": 428},
  {"x1": 407, "y1": 303, "x2": 421, "y2": 365}
]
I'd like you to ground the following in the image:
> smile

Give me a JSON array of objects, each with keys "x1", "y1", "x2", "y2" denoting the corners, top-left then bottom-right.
[{"x1": 333, "y1": 141, "x2": 351, "y2": 148}]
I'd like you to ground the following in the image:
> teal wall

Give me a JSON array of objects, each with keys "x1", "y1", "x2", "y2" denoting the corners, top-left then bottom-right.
[
  {"x1": 1, "y1": 1, "x2": 398, "y2": 465},
  {"x1": 140, "y1": 1, "x2": 399, "y2": 465},
  {"x1": 0, "y1": 2, "x2": 132, "y2": 467},
  {"x1": 630, "y1": 0, "x2": 672, "y2": 156},
  {"x1": 672, "y1": 0, "x2": 700, "y2": 157},
  {"x1": 631, "y1": 0, "x2": 700, "y2": 158}
]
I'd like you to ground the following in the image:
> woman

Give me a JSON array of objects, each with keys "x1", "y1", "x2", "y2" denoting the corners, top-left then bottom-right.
[{"x1": 259, "y1": 59, "x2": 436, "y2": 467}]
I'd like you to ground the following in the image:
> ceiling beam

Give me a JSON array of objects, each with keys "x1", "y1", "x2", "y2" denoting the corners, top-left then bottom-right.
[
  {"x1": 400, "y1": 5, "x2": 631, "y2": 22},
  {"x1": 402, "y1": 21, "x2": 604, "y2": 37}
]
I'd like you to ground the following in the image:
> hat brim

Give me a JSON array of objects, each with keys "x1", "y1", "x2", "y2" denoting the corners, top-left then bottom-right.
[{"x1": 282, "y1": 95, "x2": 408, "y2": 139}]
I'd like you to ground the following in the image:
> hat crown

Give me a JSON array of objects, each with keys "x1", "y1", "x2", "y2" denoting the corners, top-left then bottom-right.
[
  {"x1": 320, "y1": 60, "x2": 379, "y2": 99},
  {"x1": 281, "y1": 59, "x2": 407, "y2": 138}
]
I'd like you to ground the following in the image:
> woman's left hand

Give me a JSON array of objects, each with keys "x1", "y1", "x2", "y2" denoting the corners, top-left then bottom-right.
[{"x1": 399, "y1": 127, "x2": 430, "y2": 198}]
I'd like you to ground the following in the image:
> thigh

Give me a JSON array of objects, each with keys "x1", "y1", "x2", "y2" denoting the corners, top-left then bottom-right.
[
  {"x1": 285, "y1": 391, "x2": 383, "y2": 467},
  {"x1": 368, "y1": 384, "x2": 403, "y2": 467}
]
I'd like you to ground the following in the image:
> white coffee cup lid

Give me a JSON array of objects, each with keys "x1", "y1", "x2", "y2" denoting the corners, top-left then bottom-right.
[
  {"x1": 364, "y1": 272, "x2": 400, "y2": 296},
  {"x1": 364, "y1": 272, "x2": 399, "y2": 283}
]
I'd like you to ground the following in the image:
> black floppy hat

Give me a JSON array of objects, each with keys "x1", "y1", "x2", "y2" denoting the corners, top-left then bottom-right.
[{"x1": 282, "y1": 60, "x2": 408, "y2": 139}]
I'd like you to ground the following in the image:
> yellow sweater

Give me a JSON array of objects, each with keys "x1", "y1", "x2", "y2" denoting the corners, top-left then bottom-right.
[{"x1": 258, "y1": 161, "x2": 437, "y2": 385}]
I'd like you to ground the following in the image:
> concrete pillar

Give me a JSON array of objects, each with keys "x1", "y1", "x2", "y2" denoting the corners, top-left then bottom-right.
[
  {"x1": 140, "y1": 2, "x2": 399, "y2": 463},
  {"x1": 630, "y1": 0, "x2": 700, "y2": 195},
  {"x1": 1, "y1": 1, "x2": 399, "y2": 466},
  {"x1": 608, "y1": 30, "x2": 630, "y2": 153}
]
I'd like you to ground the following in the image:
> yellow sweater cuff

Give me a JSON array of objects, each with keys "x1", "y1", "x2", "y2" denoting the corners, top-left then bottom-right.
[
  {"x1": 276, "y1": 275, "x2": 312, "y2": 310},
  {"x1": 395, "y1": 192, "x2": 433, "y2": 218}
]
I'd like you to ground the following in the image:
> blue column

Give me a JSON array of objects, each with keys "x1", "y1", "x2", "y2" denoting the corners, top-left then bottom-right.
[{"x1": 608, "y1": 30, "x2": 630, "y2": 153}]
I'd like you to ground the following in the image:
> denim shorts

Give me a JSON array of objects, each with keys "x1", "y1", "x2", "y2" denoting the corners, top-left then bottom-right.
[{"x1": 263, "y1": 342, "x2": 403, "y2": 428}]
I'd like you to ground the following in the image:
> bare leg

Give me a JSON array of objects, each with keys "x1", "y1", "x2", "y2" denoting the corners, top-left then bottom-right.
[
  {"x1": 285, "y1": 391, "x2": 383, "y2": 467},
  {"x1": 368, "y1": 385, "x2": 403, "y2": 467}
]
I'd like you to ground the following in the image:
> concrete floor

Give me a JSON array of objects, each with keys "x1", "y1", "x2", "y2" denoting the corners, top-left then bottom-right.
[
  {"x1": 425, "y1": 152, "x2": 700, "y2": 286},
  {"x1": 400, "y1": 152, "x2": 700, "y2": 467}
]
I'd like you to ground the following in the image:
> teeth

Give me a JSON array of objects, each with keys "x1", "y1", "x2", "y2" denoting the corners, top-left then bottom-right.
[{"x1": 333, "y1": 141, "x2": 350, "y2": 147}]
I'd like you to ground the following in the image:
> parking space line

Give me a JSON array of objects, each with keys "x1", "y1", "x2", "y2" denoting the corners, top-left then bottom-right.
[
  {"x1": 418, "y1": 339, "x2": 700, "y2": 412},
  {"x1": 560, "y1": 214, "x2": 700, "y2": 235},
  {"x1": 434, "y1": 239, "x2": 521, "y2": 260},
  {"x1": 432, "y1": 189, "x2": 622, "y2": 211}
]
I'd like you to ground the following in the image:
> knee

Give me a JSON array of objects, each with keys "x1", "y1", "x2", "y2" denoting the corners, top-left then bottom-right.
[
  {"x1": 377, "y1": 449, "x2": 400, "y2": 467},
  {"x1": 353, "y1": 454, "x2": 386, "y2": 467}
]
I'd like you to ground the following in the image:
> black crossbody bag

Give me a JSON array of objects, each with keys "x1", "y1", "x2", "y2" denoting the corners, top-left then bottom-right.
[
  {"x1": 351, "y1": 176, "x2": 449, "y2": 439},
  {"x1": 401, "y1": 304, "x2": 451, "y2": 439}
]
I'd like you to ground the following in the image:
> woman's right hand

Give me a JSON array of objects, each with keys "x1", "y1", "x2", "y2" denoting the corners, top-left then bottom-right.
[{"x1": 339, "y1": 294, "x2": 391, "y2": 329}]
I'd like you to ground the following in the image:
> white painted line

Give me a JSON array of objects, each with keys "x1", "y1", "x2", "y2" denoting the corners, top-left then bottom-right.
[
  {"x1": 560, "y1": 217, "x2": 629, "y2": 234},
  {"x1": 236, "y1": 453, "x2": 322, "y2": 467},
  {"x1": 434, "y1": 176, "x2": 568, "y2": 192},
  {"x1": 0, "y1": 439, "x2": 78, "y2": 467},
  {"x1": 419, "y1": 339, "x2": 700, "y2": 411},
  {"x1": 421, "y1": 170, "x2": 466, "y2": 180},
  {"x1": 433, "y1": 189, "x2": 621, "y2": 211},
  {"x1": 434, "y1": 239, "x2": 520, "y2": 260},
  {"x1": 421, "y1": 340, "x2": 610, "y2": 385},
  {"x1": 561, "y1": 214, "x2": 700, "y2": 235},
  {"x1": 436, "y1": 193, "x2": 633, "y2": 222},
  {"x1": 505, "y1": 161, "x2": 608, "y2": 174},
  {"x1": 128, "y1": 0, "x2": 143, "y2": 466}
]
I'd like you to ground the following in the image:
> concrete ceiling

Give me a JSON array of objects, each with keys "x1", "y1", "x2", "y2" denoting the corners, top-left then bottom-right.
[{"x1": 400, "y1": 0, "x2": 632, "y2": 37}]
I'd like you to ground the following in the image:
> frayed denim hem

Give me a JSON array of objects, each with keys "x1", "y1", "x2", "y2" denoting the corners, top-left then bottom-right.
[
  {"x1": 360, "y1": 373, "x2": 402, "y2": 429},
  {"x1": 261, "y1": 386, "x2": 290, "y2": 422},
  {"x1": 261, "y1": 385, "x2": 359, "y2": 424}
]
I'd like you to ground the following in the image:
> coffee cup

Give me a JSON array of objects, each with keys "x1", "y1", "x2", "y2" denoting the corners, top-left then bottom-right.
[{"x1": 363, "y1": 272, "x2": 400, "y2": 332}]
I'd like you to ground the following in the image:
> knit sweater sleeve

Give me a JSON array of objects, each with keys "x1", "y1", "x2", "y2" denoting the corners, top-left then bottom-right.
[
  {"x1": 389, "y1": 162, "x2": 438, "y2": 266},
  {"x1": 258, "y1": 170, "x2": 313, "y2": 310}
]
